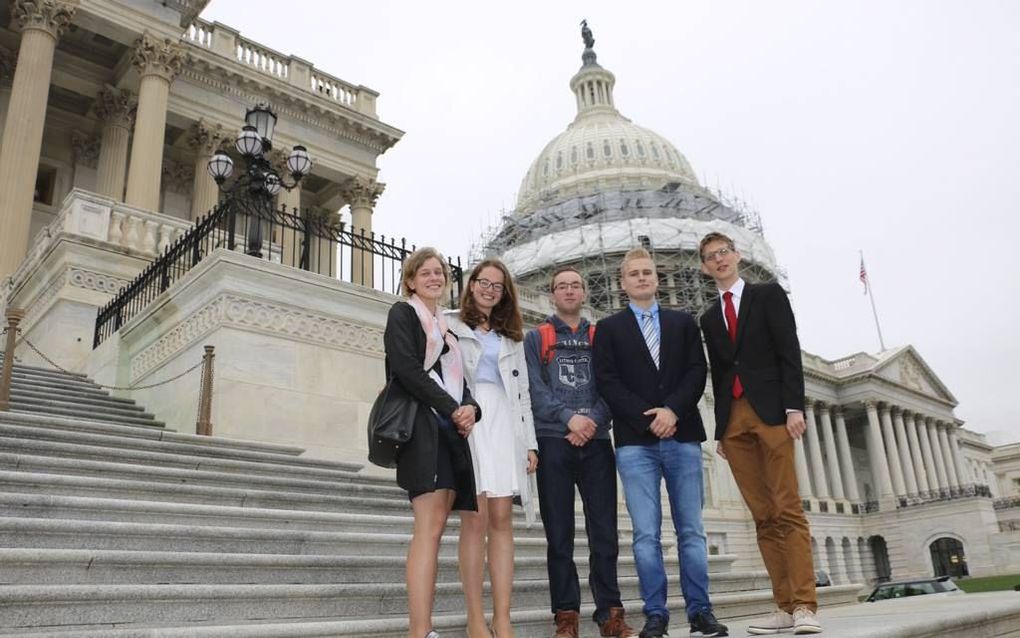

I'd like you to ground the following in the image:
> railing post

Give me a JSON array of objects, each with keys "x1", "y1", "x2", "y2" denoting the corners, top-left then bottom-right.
[
  {"x1": 195, "y1": 345, "x2": 215, "y2": 436},
  {"x1": 0, "y1": 308, "x2": 25, "y2": 412}
]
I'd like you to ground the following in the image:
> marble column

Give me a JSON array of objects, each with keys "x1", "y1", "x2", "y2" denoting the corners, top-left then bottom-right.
[
  {"x1": 926, "y1": 417, "x2": 949, "y2": 491},
  {"x1": 0, "y1": 0, "x2": 76, "y2": 281},
  {"x1": 794, "y1": 436, "x2": 813, "y2": 499},
  {"x1": 937, "y1": 422, "x2": 960, "y2": 489},
  {"x1": 186, "y1": 119, "x2": 227, "y2": 220},
  {"x1": 94, "y1": 86, "x2": 136, "y2": 201},
  {"x1": 947, "y1": 429, "x2": 968, "y2": 485},
  {"x1": 833, "y1": 407, "x2": 860, "y2": 501},
  {"x1": 818, "y1": 404, "x2": 845, "y2": 500},
  {"x1": 850, "y1": 540, "x2": 866, "y2": 584},
  {"x1": 879, "y1": 404, "x2": 907, "y2": 497},
  {"x1": 340, "y1": 175, "x2": 385, "y2": 287},
  {"x1": 804, "y1": 400, "x2": 830, "y2": 499},
  {"x1": 124, "y1": 32, "x2": 184, "y2": 211},
  {"x1": 891, "y1": 407, "x2": 918, "y2": 495},
  {"x1": 864, "y1": 401, "x2": 894, "y2": 499},
  {"x1": 915, "y1": 413, "x2": 939, "y2": 491},
  {"x1": 904, "y1": 411, "x2": 930, "y2": 493}
]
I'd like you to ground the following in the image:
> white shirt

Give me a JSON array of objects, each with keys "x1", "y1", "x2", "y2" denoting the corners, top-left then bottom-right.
[{"x1": 718, "y1": 277, "x2": 746, "y2": 332}]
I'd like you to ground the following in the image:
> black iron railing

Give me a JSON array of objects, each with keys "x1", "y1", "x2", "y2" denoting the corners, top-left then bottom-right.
[
  {"x1": 896, "y1": 483, "x2": 992, "y2": 509},
  {"x1": 94, "y1": 201, "x2": 463, "y2": 347}
]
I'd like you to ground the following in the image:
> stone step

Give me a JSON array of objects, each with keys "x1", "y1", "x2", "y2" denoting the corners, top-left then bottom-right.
[
  {"x1": 0, "y1": 470, "x2": 415, "y2": 515},
  {"x1": 8, "y1": 368, "x2": 106, "y2": 392},
  {"x1": 0, "y1": 452, "x2": 405, "y2": 501},
  {"x1": 0, "y1": 548, "x2": 736, "y2": 586},
  {"x1": 9, "y1": 382, "x2": 142, "y2": 408},
  {"x1": 0, "y1": 492, "x2": 557, "y2": 539},
  {"x1": 0, "y1": 428, "x2": 376, "y2": 484},
  {"x1": 0, "y1": 357, "x2": 89, "y2": 380},
  {"x1": 0, "y1": 517, "x2": 560, "y2": 558},
  {"x1": 10, "y1": 386, "x2": 146, "y2": 412},
  {"x1": 0, "y1": 584, "x2": 865, "y2": 636},
  {"x1": 0, "y1": 411, "x2": 334, "y2": 463},
  {"x1": 9, "y1": 406, "x2": 163, "y2": 428},
  {"x1": 11, "y1": 396, "x2": 151, "y2": 420}
]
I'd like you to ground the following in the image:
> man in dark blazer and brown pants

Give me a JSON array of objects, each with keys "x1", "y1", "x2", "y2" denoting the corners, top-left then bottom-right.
[{"x1": 698, "y1": 232, "x2": 822, "y2": 635}]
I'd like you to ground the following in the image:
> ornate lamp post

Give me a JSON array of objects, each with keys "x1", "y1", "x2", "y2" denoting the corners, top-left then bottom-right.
[{"x1": 206, "y1": 103, "x2": 312, "y2": 257}]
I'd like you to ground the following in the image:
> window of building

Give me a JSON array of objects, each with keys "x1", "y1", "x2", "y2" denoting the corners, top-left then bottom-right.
[
  {"x1": 570, "y1": 146, "x2": 578, "y2": 164},
  {"x1": 620, "y1": 140, "x2": 629, "y2": 156},
  {"x1": 650, "y1": 144, "x2": 660, "y2": 160},
  {"x1": 635, "y1": 140, "x2": 645, "y2": 157},
  {"x1": 34, "y1": 165, "x2": 58, "y2": 206},
  {"x1": 602, "y1": 140, "x2": 612, "y2": 158},
  {"x1": 556, "y1": 152, "x2": 563, "y2": 170},
  {"x1": 586, "y1": 142, "x2": 595, "y2": 160}
]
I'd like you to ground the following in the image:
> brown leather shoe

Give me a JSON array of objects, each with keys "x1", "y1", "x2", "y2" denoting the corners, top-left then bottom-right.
[
  {"x1": 553, "y1": 610, "x2": 580, "y2": 638},
  {"x1": 599, "y1": 607, "x2": 638, "y2": 638}
]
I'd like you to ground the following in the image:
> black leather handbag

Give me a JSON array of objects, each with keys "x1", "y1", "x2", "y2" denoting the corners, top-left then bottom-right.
[{"x1": 367, "y1": 374, "x2": 417, "y2": 468}]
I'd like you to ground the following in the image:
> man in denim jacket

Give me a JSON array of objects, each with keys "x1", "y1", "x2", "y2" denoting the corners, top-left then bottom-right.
[{"x1": 525, "y1": 266, "x2": 636, "y2": 638}]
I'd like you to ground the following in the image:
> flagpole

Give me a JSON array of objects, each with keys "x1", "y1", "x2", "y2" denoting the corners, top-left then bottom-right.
[{"x1": 861, "y1": 250, "x2": 887, "y2": 351}]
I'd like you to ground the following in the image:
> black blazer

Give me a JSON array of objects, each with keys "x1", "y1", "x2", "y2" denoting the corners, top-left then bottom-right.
[
  {"x1": 593, "y1": 306, "x2": 707, "y2": 447},
  {"x1": 699, "y1": 282, "x2": 805, "y2": 440},
  {"x1": 383, "y1": 301, "x2": 479, "y2": 511}
]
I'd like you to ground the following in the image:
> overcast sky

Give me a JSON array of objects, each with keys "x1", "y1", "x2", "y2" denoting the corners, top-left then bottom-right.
[{"x1": 201, "y1": 1, "x2": 1020, "y2": 443}]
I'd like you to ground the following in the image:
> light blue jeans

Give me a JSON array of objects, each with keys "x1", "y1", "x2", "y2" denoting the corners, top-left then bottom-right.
[{"x1": 616, "y1": 439, "x2": 712, "y2": 622}]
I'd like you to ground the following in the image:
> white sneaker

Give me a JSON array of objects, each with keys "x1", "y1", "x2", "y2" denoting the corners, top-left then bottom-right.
[
  {"x1": 747, "y1": 609, "x2": 794, "y2": 634},
  {"x1": 792, "y1": 607, "x2": 821, "y2": 634}
]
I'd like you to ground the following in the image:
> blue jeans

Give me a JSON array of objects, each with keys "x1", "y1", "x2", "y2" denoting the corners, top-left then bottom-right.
[
  {"x1": 536, "y1": 437, "x2": 621, "y2": 623},
  {"x1": 616, "y1": 439, "x2": 711, "y2": 622}
]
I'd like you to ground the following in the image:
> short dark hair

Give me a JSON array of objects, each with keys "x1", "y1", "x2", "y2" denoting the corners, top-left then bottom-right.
[
  {"x1": 549, "y1": 266, "x2": 584, "y2": 291},
  {"x1": 699, "y1": 232, "x2": 736, "y2": 261}
]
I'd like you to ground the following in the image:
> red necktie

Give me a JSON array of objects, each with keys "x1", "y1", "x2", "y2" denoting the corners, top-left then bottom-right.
[{"x1": 723, "y1": 291, "x2": 744, "y2": 399}]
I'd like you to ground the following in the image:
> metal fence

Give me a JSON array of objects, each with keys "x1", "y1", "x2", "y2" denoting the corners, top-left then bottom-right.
[{"x1": 94, "y1": 200, "x2": 463, "y2": 347}]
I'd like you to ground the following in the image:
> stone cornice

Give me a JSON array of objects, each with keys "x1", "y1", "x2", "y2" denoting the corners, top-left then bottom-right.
[
  {"x1": 10, "y1": 0, "x2": 77, "y2": 39},
  {"x1": 94, "y1": 86, "x2": 136, "y2": 128},
  {"x1": 132, "y1": 32, "x2": 185, "y2": 82},
  {"x1": 340, "y1": 175, "x2": 385, "y2": 209},
  {"x1": 179, "y1": 54, "x2": 402, "y2": 155},
  {"x1": 130, "y1": 293, "x2": 385, "y2": 381}
]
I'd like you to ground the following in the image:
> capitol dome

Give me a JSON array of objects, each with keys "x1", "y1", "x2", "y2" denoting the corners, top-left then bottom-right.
[{"x1": 484, "y1": 25, "x2": 783, "y2": 316}]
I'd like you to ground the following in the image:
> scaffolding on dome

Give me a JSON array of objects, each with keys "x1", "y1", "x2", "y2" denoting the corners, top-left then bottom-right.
[{"x1": 473, "y1": 184, "x2": 784, "y2": 318}]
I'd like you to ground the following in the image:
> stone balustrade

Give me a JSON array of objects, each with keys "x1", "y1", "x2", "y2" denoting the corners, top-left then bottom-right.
[
  {"x1": 2, "y1": 190, "x2": 191, "y2": 301},
  {"x1": 183, "y1": 19, "x2": 376, "y2": 117}
]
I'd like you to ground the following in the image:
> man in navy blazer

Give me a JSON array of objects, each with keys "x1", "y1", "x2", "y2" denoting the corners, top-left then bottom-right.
[
  {"x1": 593, "y1": 248, "x2": 727, "y2": 638},
  {"x1": 698, "y1": 232, "x2": 821, "y2": 635}
]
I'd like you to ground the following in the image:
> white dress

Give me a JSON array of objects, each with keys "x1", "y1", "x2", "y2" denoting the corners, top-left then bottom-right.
[{"x1": 468, "y1": 329, "x2": 519, "y2": 498}]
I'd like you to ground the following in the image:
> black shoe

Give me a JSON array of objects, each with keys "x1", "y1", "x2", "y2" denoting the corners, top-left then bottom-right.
[
  {"x1": 639, "y1": 615, "x2": 669, "y2": 638},
  {"x1": 689, "y1": 610, "x2": 728, "y2": 637}
]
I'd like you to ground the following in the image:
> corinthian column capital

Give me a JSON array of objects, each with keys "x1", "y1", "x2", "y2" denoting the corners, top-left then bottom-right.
[
  {"x1": 185, "y1": 119, "x2": 229, "y2": 156},
  {"x1": 10, "y1": 0, "x2": 77, "y2": 39},
  {"x1": 132, "y1": 32, "x2": 185, "y2": 82},
  {"x1": 340, "y1": 175, "x2": 385, "y2": 209},
  {"x1": 95, "y1": 86, "x2": 137, "y2": 128}
]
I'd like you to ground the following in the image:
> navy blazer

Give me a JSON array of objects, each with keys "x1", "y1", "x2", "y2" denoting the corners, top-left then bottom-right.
[
  {"x1": 593, "y1": 306, "x2": 707, "y2": 447},
  {"x1": 699, "y1": 282, "x2": 805, "y2": 440}
]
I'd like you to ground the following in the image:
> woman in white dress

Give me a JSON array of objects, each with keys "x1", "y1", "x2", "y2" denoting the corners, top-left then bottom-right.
[{"x1": 447, "y1": 258, "x2": 538, "y2": 638}]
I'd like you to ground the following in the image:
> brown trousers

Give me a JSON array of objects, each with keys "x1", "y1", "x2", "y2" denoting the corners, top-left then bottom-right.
[{"x1": 722, "y1": 397, "x2": 817, "y2": 613}]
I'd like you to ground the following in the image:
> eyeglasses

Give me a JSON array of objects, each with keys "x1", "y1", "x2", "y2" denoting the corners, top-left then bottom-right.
[
  {"x1": 474, "y1": 278, "x2": 505, "y2": 293},
  {"x1": 702, "y1": 247, "x2": 733, "y2": 262},
  {"x1": 553, "y1": 282, "x2": 584, "y2": 292}
]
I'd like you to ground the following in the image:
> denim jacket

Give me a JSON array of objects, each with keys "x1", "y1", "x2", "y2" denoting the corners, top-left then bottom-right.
[{"x1": 524, "y1": 315, "x2": 611, "y2": 440}]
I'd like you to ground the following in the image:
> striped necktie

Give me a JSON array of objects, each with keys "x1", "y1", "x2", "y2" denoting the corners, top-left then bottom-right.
[{"x1": 641, "y1": 310, "x2": 660, "y2": 369}]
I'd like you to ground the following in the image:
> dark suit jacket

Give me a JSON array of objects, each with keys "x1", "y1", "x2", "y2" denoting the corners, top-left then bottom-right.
[
  {"x1": 383, "y1": 301, "x2": 480, "y2": 511},
  {"x1": 593, "y1": 306, "x2": 707, "y2": 447},
  {"x1": 699, "y1": 282, "x2": 805, "y2": 440}
]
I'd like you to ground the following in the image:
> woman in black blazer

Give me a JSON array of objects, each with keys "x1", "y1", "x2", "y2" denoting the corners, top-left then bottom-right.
[{"x1": 383, "y1": 247, "x2": 480, "y2": 638}]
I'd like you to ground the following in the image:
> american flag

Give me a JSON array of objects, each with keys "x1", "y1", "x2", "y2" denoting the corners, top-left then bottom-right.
[{"x1": 859, "y1": 256, "x2": 869, "y2": 295}]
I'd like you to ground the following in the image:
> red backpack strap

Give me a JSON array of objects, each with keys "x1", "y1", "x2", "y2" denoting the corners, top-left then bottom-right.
[
  {"x1": 538, "y1": 321, "x2": 557, "y2": 365},
  {"x1": 587, "y1": 323, "x2": 596, "y2": 345}
]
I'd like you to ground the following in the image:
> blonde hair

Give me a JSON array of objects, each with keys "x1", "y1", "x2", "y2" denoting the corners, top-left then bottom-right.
[
  {"x1": 620, "y1": 247, "x2": 654, "y2": 274},
  {"x1": 401, "y1": 247, "x2": 452, "y2": 297}
]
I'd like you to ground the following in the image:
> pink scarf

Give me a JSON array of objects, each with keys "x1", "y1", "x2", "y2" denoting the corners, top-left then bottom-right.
[{"x1": 409, "y1": 294, "x2": 464, "y2": 405}]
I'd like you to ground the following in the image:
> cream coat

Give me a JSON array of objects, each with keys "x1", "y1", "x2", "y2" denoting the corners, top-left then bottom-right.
[{"x1": 446, "y1": 312, "x2": 538, "y2": 522}]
